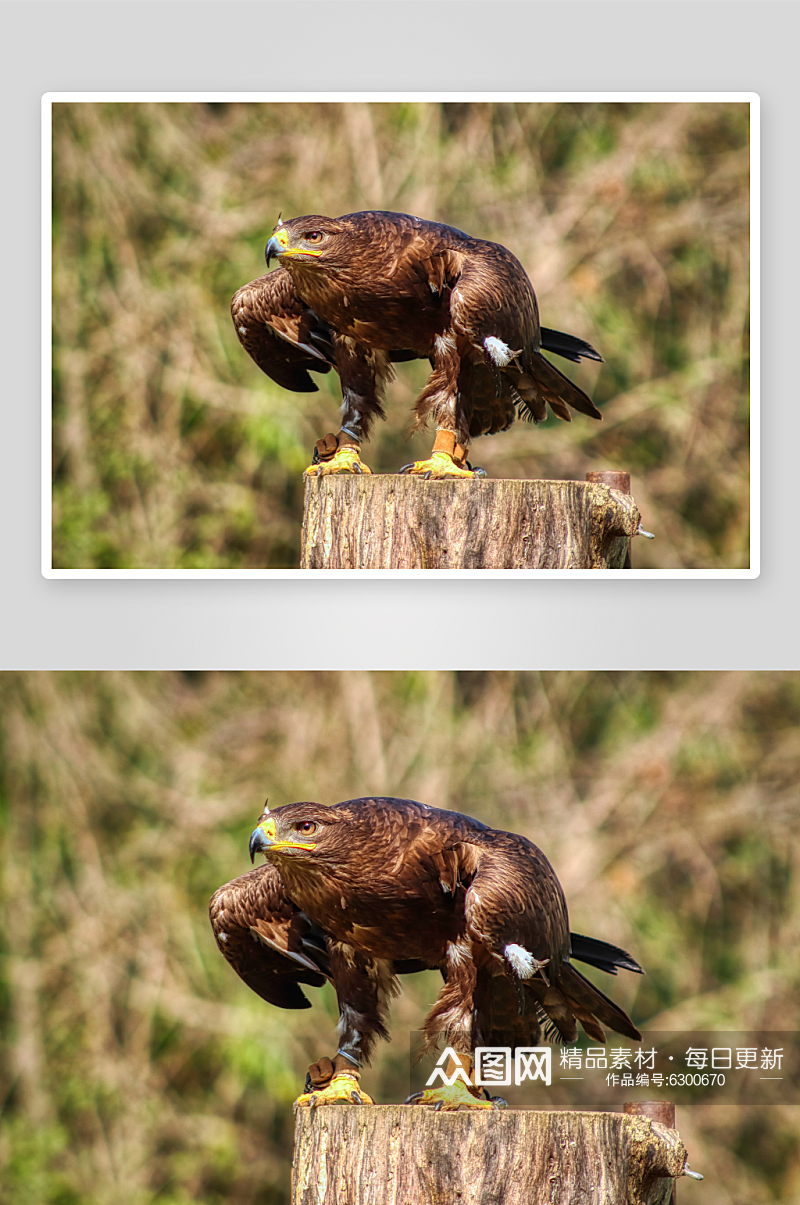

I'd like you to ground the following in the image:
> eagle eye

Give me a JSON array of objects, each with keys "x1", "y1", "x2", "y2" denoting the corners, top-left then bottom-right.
[
  {"x1": 296, "y1": 821, "x2": 317, "y2": 834},
  {"x1": 304, "y1": 231, "x2": 324, "y2": 243}
]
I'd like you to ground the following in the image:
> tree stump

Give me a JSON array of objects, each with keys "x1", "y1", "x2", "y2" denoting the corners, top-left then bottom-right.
[
  {"x1": 300, "y1": 477, "x2": 640, "y2": 569},
  {"x1": 292, "y1": 1107, "x2": 688, "y2": 1205}
]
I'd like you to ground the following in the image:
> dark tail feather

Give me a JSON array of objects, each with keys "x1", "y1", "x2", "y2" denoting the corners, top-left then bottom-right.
[
  {"x1": 527, "y1": 353, "x2": 603, "y2": 421},
  {"x1": 570, "y1": 933, "x2": 645, "y2": 977},
  {"x1": 540, "y1": 328, "x2": 604, "y2": 364},
  {"x1": 559, "y1": 962, "x2": 642, "y2": 1042}
]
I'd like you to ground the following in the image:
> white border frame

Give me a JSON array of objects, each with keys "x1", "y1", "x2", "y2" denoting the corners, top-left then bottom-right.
[{"x1": 42, "y1": 92, "x2": 759, "y2": 579}]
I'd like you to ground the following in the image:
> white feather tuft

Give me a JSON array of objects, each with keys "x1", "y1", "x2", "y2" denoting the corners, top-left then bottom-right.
[
  {"x1": 484, "y1": 336, "x2": 514, "y2": 366},
  {"x1": 504, "y1": 943, "x2": 549, "y2": 979}
]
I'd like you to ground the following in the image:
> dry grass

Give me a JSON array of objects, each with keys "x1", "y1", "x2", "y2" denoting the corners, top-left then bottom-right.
[
  {"x1": 51, "y1": 101, "x2": 750, "y2": 568},
  {"x1": 0, "y1": 671, "x2": 796, "y2": 1203}
]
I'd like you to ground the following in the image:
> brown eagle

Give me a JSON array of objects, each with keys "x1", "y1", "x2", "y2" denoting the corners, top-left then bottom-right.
[
  {"x1": 231, "y1": 212, "x2": 602, "y2": 479},
  {"x1": 210, "y1": 797, "x2": 642, "y2": 1110}
]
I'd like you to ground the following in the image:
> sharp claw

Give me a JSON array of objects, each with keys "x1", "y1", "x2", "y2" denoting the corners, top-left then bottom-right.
[
  {"x1": 350, "y1": 1091, "x2": 362, "y2": 1104},
  {"x1": 433, "y1": 1100, "x2": 445, "y2": 1112},
  {"x1": 352, "y1": 464, "x2": 363, "y2": 475},
  {"x1": 398, "y1": 462, "x2": 415, "y2": 474},
  {"x1": 423, "y1": 470, "x2": 432, "y2": 480},
  {"x1": 404, "y1": 1091, "x2": 424, "y2": 1104}
]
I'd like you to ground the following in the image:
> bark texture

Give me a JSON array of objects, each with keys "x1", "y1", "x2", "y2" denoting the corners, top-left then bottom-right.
[
  {"x1": 300, "y1": 477, "x2": 640, "y2": 569},
  {"x1": 292, "y1": 1107, "x2": 687, "y2": 1205}
]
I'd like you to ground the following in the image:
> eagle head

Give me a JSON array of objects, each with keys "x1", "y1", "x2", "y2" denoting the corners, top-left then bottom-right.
[
  {"x1": 249, "y1": 801, "x2": 337, "y2": 861},
  {"x1": 265, "y1": 216, "x2": 341, "y2": 268}
]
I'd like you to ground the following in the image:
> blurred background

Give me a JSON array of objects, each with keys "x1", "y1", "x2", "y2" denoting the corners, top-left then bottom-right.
[
  {"x1": 51, "y1": 100, "x2": 751, "y2": 569},
  {"x1": 0, "y1": 670, "x2": 796, "y2": 1203}
]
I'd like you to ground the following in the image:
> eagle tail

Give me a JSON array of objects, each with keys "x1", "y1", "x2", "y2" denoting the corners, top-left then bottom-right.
[
  {"x1": 536, "y1": 1006, "x2": 572, "y2": 1045},
  {"x1": 539, "y1": 328, "x2": 604, "y2": 365},
  {"x1": 557, "y1": 962, "x2": 642, "y2": 1042},
  {"x1": 569, "y1": 932, "x2": 644, "y2": 977},
  {"x1": 513, "y1": 354, "x2": 602, "y2": 423}
]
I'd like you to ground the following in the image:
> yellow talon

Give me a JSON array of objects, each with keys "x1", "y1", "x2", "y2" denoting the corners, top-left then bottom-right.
[
  {"x1": 405, "y1": 1079, "x2": 498, "y2": 1111},
  {"x1": 398, "y1": 451, "x2": 483, "y2": 479},
  {"x1": 305, "y1": 446, "x2": 372, "y2": 476},
  {"x1": 294, "y1": 1072, "x2": 375, "y2": 1110}
]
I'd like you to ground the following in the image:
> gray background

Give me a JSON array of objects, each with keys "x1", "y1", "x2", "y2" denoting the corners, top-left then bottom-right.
[{"x1": 4, "y1": 1, "x2": 790, "y2": 669}]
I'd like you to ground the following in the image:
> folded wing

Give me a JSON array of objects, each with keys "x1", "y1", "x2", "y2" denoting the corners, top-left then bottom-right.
[
  {"x1": 231, "y1": 269, "x2": 334, "y2": 394},
  {"x1": 209, "y1": 863, "x2": 329, "y2": 1010},
  {"x1": 459, "y1": 833, "x2": 641, "y2": 1045}
]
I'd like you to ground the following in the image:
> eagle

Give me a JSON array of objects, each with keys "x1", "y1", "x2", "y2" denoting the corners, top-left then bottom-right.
[
  {"x1": 231, "y1": 211, "x2": 603, "y2": 479},
  {"x1": 210, "y1": 796, "x2": 643, "y2": 1111}
]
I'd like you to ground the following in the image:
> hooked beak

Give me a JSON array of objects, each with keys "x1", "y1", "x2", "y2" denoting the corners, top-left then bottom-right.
[
  {"x1": 249, "y1": 816, "x2": 317, "y2": 862},
  {"x1": 249, "y1": 822, "x2": 273, "y2": 862},
  {"x1": 265, "y1": 228, "x2": 289, "y2": 268}
]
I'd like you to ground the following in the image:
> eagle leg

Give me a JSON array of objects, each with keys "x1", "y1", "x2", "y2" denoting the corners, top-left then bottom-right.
[
  {"x1": 399, "y1": 430, "x2": 486, "y2": 480},
  {"x1": 304, "y1": 337, "x2": 390, "y2": 476},
  {"x1": 299, "y1": 947, "x2": 397, "y2": 1107}
]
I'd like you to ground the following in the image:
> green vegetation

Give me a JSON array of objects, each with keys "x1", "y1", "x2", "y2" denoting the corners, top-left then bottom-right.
[
  {"x1": 0, "y1": 671, "x2": 796, "y2": 1203},
  {"x1": 52, "y1": 102, "x2": 750, "y2": 568}
]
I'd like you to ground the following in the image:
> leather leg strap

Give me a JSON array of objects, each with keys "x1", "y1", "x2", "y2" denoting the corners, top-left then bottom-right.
[
  {"x1": 314, "y1": 433, "x2": 339, "y2": 461},
  {"x1": 432, "y1": 430, "x2": 457, "y2": 456}
]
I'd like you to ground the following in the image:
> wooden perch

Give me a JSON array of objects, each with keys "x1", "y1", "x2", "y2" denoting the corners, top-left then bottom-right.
[
  {"x1": 292, "y1": 1106, "x2": 688, "y2": 1205},
  {"x1": 300, "y1": 476, "x2": 641, "y2": 569}
]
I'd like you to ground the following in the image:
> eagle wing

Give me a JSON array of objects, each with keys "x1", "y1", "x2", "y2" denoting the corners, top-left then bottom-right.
[
  {"x1": 209, "y1": 863, "x2": 330, "y2": 1010},
  {"x1": 448, "y1": 247, "x2": 602, "y2": 426},
  {"x1": 456, "y1": 833, "x2": 571, "y2": 969},
  {"x1": 448, "y1": 245, "x2": 539, "y2": 357},
  {"x1": 456, "y1": 832, "x2": 641, "y2": 1043},
  {"x1": 231, "y1": 269, "x2": 334, "y2": 393},
  {"x1": 210, "y1": 856, "x2": 431, "y2": 1014}
]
